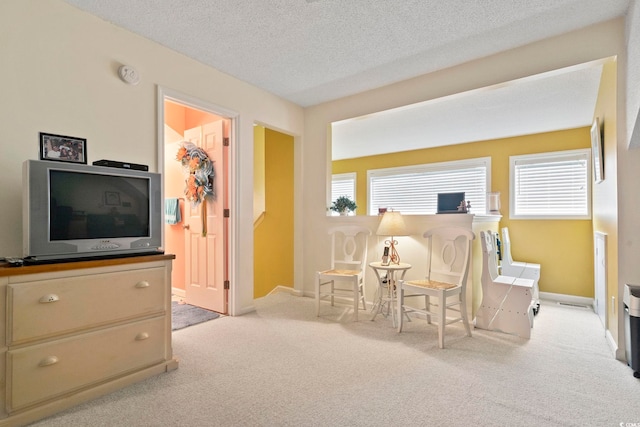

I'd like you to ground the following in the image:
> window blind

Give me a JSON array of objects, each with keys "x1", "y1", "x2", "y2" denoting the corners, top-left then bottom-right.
[
  {"x1": 511, "y1": 150, "x2": 590, "y2": 218},
  {"x1": 331, "y1": 173, "x2": 356, "y2": 203},
  {"x1": 368, "y1": 158, "x2": 489, "y2": 215}
]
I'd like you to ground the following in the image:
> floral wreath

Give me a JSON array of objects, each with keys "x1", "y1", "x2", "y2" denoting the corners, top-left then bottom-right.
[{"x1": 176, "y1": 141, "x2": 215, "y2": 206}]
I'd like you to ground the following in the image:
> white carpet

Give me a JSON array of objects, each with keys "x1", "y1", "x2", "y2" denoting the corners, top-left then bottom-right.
[{"x1": 29, "y1": 294, "x2": 640, "y2": 426}]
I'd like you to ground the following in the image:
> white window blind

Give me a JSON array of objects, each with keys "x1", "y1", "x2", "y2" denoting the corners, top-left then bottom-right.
[
  {"x1": 331, "y1": 173, "x2": 356, "y2": 212},
  {"x1": 510, "y1": 149, "x2": 590, "y2": 219},
  {"x1": 368, "y1": 158, "x2": 490, "y2": 215}
]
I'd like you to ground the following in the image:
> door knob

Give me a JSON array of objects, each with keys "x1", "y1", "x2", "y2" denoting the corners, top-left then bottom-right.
[{"x1": 183, "y1": 224, "x2": 190, "y2": 229}]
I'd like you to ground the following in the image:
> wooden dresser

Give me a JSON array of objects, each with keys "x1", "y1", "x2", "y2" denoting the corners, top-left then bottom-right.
[{"x1": 0, "y1": 254, "x2": 178, "y2": 426}]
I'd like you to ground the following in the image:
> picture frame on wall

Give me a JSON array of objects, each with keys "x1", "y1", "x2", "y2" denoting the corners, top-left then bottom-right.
[{"x1": 39, "y1": 132, "x2": 87, "y2": 164}]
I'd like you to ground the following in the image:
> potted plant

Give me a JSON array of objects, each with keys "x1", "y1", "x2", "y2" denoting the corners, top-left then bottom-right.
[{"x1": 331, "y1": 196, "x2": 357, "y2": 215}]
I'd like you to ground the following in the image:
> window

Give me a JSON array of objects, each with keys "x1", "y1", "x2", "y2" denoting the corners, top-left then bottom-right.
[
  {"x1": 331, "y1": 173, "x2": 356, "y2": 214},
  {"x1": 510, "y1": 149, "x2": 591, "y2": 219},
  {"x1": 367, "y1": 158, "x2": 490, "y2": 215}
]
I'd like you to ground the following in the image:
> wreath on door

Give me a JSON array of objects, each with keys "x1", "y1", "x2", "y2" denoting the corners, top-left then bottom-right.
[{"x1": 176, "y1": 141, "x2": 215, "y2": 236}]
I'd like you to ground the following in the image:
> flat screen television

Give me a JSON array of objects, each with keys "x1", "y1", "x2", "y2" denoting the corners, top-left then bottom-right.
[{"x1": 23, "y1": 160, "x2": 163, "y2": 263}]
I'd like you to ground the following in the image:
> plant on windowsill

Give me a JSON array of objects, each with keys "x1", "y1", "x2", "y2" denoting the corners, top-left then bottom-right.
[{"x1": 330, "y1": 196, "x2": 357, "y2": 216}]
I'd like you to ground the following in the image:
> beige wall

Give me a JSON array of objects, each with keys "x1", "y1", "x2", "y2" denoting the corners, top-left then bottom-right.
[
  {"x1": 0, "y1": 0, "x2": 304, "y2": 316},
  {"x1": 618, "y1": 0, "x2": 640, "y2": 360},
  {"x1": 626, "y1": 0, "x2": 640, "y2": 148}
]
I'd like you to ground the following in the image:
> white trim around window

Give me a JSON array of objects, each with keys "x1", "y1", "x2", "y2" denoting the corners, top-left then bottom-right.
[
  {"x1": 367, "y1": 157, "x2": 491, "y2": 215},
  {"x1": 509, "y1": 149, "x2": 591, "y2": 220}
]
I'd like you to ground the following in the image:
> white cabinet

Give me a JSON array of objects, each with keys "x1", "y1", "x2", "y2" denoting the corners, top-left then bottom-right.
[{"x1": 0, "y1": 255, "x2": 178, "y2": 426}]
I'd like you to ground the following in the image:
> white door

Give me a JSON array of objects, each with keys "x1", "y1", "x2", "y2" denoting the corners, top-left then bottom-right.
[
  {"x1": 183, "y1": 120, "x2": 227, "y2": 313},
  {"x1": 594, "y1": 232, "x2": 607, "y2": 329}
]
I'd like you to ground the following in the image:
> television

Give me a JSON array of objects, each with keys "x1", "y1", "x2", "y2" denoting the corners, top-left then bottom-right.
[
  {"x1": 23, "y1": 160, "x2": 163, "y2": 263},
  {"x1": 591, "y1": 117, "x2": 604, "y2": 183}
]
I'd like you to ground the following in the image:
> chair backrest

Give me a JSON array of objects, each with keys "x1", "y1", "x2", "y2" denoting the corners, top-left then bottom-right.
[
  {"x1": 480, "y1": 230, "x2": 500, "y2": 282},
  {"x1": 501, "y1": 227, "x2": 514, "y2": 266},
  {"x1": 423, "y1": 226, "x2": 475, "y2": 289},
  {"x1": 328, "y1": 225, "x2": 371, "y2": 272}
]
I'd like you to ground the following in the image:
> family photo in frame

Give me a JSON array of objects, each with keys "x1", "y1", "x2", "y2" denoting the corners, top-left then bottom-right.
[{"x1": 39, "y1": 132, "x2": 87, "y2": 164}]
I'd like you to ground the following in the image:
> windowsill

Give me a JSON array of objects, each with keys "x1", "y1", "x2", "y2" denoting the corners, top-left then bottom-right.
[
  {"x1": 472, "y1": 214, "x2": 502, "y2": 222},
  {"x1": 327, "y1": 213, "x2": 501, "y2": 220}
]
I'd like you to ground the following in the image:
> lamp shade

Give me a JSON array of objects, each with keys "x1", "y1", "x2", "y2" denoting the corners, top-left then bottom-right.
[{"x1": 376, "y1": 211, "x2": 408, "y2": 236}]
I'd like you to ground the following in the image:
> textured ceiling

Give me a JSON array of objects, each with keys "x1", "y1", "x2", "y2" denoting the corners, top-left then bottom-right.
[
  {"x1": 62, "y1": 0, "x2": 629, "y2": 107},
  {"x1": 62, "y1": 0, "x2": 630, "y2": 158}
]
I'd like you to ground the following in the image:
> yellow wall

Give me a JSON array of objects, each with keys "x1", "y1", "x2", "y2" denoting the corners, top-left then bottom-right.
[
  {"x1": 254, "y1": 127, "x2": 294, "y2": 298},
  {"x1": 334, "y1": 128, "x2": 593, "y2": 297},
  {"x1": 592, "y1": 60, "x2": 619, "y2": 339}
]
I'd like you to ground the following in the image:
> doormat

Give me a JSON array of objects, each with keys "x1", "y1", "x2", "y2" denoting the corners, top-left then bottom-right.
[{"x1": 172, "y1": 301, "x2": 220, "y2": 331}]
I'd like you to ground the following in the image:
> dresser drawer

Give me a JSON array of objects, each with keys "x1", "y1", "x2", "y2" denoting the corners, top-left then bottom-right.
[
  {"x1": 7, "y1": 316, "x2": 166, "y2": 411},
  {"x1": 8, "y1": 267, "x2": 166, "y2": 344}
]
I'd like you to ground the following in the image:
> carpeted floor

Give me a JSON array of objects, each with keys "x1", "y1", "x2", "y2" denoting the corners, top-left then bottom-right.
[
  {"x1": 29, "y1": 293, "x2": 640, "y2": 426},
  {"x1": 171, "y1": 301, "x2": 220, "y2": 331}
]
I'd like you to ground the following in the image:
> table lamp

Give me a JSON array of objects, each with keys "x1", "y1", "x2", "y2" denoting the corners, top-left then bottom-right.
[{"x1": 376, "y1": 211, "x2": 408, "y2": 264}]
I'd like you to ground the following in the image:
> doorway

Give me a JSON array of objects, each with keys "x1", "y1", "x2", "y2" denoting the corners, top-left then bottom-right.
[
  {"x1": 253, "y1": 125, "x2": 295, "y2": 298},
  {"x1": 160, "y1": 91, "x2": 232, "y2": 314}
]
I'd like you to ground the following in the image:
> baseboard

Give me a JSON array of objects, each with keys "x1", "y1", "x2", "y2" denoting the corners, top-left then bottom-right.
[
  {"x1": 171, "y1": 287, "x2": 185, "y2": 298},
  {"x1": 235, "y1": 304, "x2": 256, "y2": 315},
  {"x1": 605, "y1": 328, "x2": 620, "y2": 359},
  {"x1": 267, "y1": 285, "x2": 303, "y2": 297},
  {"x1": 539, "y1": 292, "x2": 594, "y2": 309}
]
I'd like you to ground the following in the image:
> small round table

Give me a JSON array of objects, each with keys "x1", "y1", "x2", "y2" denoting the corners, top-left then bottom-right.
[{"x1": 369, "y1": 262, "x2": 412, "y2": 326}]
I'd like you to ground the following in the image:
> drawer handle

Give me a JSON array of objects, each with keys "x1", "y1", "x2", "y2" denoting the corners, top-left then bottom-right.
[
  {"x1": 135, "y1": 332, "x2": 150, "y2": 341},
  {"x1": 39, "y1": 294, "x2": 60, "y2": 303},
  {"x1": 39, "y1": 356, "x2": 59, "y2": 367},
  {"x1": 135, "y1": 281, "x2": 150, "y2": 289}
]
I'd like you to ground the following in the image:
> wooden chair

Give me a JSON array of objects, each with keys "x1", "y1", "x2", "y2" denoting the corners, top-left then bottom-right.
[
  {"x1": 316, "y1": 226, "x2": 371, "y2": 321},
  {"x1": 397, "y1": 226, "x2": 475, "y2": 348},
  {"x1": 501, "y1": 227, "x2": 541, "y2": 314},
  {"x1": 475, "y1": 230, "x2": 534, "y2": 339}
]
